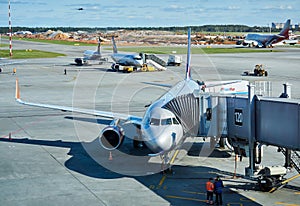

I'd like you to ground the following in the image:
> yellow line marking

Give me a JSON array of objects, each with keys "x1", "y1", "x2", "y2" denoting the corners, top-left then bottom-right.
[
  {"x1": 170, "y1": 150, "x2": 179, "y2": 164},
  {"x1": 295, "y1": 192, "x2": 300, "y2": 195},
  {"x1": 165, "y1": 195, "x2": 205, "y2": 202},
  {"x1": 226, "y1": 203, "x2": 243, "y2": 206},
  {"x1": 275, "y1": 202, "x2": 300, "y2": 206},
  {"x1": 182, "y1": 190, "x2": 205, "y2": 195},
  {"x1": 158, "y1": 175, "x2": 167, "y2": 187},
  {"x1": 240, "y1": 197, "x2": 256, "y2": 202}
]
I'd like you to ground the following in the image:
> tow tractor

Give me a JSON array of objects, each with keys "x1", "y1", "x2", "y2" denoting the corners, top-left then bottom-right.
[
  {"x1": 242, "y1": 64, "x2": 268, "y2": 76},
  {"x1": 111, "y1": 63, "x2": 156, "y2": 73}
]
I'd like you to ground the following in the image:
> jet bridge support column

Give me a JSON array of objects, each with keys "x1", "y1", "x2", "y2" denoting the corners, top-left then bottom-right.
[
  {"x1": 281, "y1": 83, "x2": 292, "y2": 168},
  {"x1": 245, "y1": 83, "x2": 256, "y2": 177}
]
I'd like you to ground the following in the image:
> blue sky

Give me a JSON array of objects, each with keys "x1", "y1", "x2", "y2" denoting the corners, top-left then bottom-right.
[{"x1": 0, "y1": 0, "x2": 299, "y2": 27}]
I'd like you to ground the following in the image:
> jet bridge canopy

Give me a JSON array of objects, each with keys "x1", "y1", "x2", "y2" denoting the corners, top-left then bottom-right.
[
  {"x1": 226, "y1": 96, "x2": 300, "y2": 151},
  {"x1": 255, "y1": 97, "x2": 300, "y2": 150}
]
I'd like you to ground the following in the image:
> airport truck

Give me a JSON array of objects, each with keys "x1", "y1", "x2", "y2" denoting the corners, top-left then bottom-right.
[{"x1": 167, "y1": 55, "x2": 182, "y2": 66}]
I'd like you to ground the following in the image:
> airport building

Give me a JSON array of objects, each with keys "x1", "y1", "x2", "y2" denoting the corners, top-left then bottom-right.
[{"x1": 272, "y1": 22, "x2": 299, "y2": 30}]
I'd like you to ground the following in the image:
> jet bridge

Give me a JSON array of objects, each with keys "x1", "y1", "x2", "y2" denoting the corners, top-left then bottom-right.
[{"x1": 198, "y1": 83, "x2": 300, "y2": 189}]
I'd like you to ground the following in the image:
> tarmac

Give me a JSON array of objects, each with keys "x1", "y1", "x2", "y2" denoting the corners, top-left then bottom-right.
[{"x1": 1, "y1": 39, "x2": 300, "y2": 205}]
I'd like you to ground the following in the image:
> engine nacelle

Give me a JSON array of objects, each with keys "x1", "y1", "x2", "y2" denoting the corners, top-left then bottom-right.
[
  {"x1": 99, "y1": 125, "x2": 124, "y2": 150},
  {"x1": 111, "y1": 63, "x2": 120, "y2": 71}
]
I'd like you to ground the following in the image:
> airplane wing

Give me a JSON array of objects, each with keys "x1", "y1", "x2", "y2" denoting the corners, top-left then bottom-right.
[{"x1": 15, "y1": 79, "x2": 143, "y2": 125}]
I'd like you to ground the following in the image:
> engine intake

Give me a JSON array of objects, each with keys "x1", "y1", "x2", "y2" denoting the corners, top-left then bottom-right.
[{"x1": 99, "y1": 125, "x2": 124, "y2": 150}]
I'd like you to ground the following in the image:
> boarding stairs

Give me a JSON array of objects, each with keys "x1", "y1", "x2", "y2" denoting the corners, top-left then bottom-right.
[{"x1": 145, "y1": 54, "x2": 167, "y2": 67}]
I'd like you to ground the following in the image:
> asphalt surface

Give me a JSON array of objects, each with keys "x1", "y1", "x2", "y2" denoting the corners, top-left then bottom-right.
[{"x1": 0, "y1": 39, "x2": 300, "y2": 205}]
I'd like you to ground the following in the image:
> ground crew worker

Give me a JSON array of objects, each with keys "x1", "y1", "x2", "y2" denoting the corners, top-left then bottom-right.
[
  {"x1": 206, "y1": 177, "x2": 214, "y2": 205},
  {"x1": 214, "y1": 176, "x2": 224, "y2": 205}
]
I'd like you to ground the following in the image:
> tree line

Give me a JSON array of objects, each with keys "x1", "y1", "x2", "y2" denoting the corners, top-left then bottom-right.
[{"x1": 0, "y1": 25, "x2": 284, "y2": 34}]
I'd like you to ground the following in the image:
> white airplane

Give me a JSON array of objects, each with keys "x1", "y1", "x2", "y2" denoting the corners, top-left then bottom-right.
[
  {"x1": 110, "y1": 36, "x2": 144, "y2": 71},
  {"x1": 74, "y1": 37, "x2": 108, "y2": 66},
  {"x1": 15, "y1": 29, "x2": 245, "y2": 169},
  {"x1": 242, "y1": 19, "x2": 290, "y2": 48},
  {"x1": 15, "y1": 28, "x2": 199, "y2": 166}
]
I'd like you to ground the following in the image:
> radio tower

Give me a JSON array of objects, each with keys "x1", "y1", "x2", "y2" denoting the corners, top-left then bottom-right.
[{"x1": 8, "y1": 0, "x2": 13, "y2": 58}]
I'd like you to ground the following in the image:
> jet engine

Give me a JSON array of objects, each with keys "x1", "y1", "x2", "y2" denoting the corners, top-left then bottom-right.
[
  {"x1": 99, "y1": 125, "x2": 124, "y2": 150},
  {"x1": 111, "y1": 63, "x2": 120, "y2": 71}
]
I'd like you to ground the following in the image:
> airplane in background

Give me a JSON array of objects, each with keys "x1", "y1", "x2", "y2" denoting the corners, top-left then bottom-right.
[
  {"x1": 110, "y1": 36, "x2": 144, "y2": 71},
  {"x1": 74, "y1": 37, "x2": 108, "y2": 66},
  {"x1": 15, "y1": 29, "x2": 246, "y2": 170},
  {"x1": 241, "y1": 19, "x2": 290, "y2": 48}
]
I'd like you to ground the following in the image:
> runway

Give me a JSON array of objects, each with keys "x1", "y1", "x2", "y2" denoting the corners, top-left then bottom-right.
[{"x1": 1, "y1": 40, "x2": 300, "y2": 205}]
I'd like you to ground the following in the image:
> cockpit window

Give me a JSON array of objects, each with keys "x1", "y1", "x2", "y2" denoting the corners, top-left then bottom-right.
[
  {"x1": 150, "y1": 118, "x2": 160, "y2": 126},
  {"x1": 161, "y1": 118, "x2": 172, "y2": 125},
  {"x1": 172, "y1": 118, "x2": 179, "y2": 125},
  {"x1": 134, "y1": 57, "x2": 142, "y2": 60}
]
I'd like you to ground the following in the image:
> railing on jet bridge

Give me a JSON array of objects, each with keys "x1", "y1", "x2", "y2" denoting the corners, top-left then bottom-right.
[{"x1": 254, "y1": 81, "x2": 272, "y2": 97}]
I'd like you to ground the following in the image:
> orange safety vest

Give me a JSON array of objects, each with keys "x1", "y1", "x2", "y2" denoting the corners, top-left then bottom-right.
[{"x1": 206, "y1": 181, "x2": 214, "y2": 192}]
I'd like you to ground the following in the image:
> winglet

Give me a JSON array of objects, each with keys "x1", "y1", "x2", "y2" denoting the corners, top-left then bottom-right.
[
  {"x1": 185, "y1": 28, "x2": 191, "y2": 80},
  {"x1": 15, "y1": 78, "x2": 20, "y2": 100}
]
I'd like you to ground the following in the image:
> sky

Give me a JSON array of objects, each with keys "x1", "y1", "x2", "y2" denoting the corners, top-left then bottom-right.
[{"x1": 0, "y1": 0, "x2": 299, "y2": 28}]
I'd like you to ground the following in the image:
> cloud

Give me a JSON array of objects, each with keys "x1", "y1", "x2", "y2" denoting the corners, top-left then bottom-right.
[
  {"x1": 263, "y1": 5, "x2": 293, "y2": 10},
  {"x1": 228, "y1": 6, "x2": 240, "y2": 10}
]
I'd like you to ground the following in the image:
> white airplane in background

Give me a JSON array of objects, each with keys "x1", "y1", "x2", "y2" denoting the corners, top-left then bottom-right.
[
  {"x1": 242, "y1": 19, "x2": 290, "y2": 48},
  {"x1": 74, "y1": 37, "x2": 108, "y2": 66},
  {"x1": 15, "y1": 28, "x2": 246, "y2": 170},
  {"x1": 110, "y1": 36, "x2": 143, "y2": 71}
]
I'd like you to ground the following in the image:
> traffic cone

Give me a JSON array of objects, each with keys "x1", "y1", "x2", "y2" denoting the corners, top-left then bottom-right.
[{"x1": 109, "y1": 151, "x2": 113, "y2": 161}]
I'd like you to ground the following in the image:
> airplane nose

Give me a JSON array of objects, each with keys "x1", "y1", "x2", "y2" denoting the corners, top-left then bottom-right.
[{"x1": 143, "y1": 126, "x2": 175, "y2": 153}]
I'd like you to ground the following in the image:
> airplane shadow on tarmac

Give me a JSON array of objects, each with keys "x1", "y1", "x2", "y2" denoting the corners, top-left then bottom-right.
[{"x1": 0, "y1": 116, "x2": 262, "y2": 206}]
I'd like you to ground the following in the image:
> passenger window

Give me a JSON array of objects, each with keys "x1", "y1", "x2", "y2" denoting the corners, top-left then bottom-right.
[{"x1": 150, "y1": 118, "x2": 160, "y2": 126}]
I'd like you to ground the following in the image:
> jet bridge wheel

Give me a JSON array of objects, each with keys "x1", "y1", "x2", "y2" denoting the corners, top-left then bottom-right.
[
  {"x1": 264, "y1": 71, "x2": 268, "y2": 76},
  {"x1": 258, "y1": 177, "x2": 276, "y2": 192}
]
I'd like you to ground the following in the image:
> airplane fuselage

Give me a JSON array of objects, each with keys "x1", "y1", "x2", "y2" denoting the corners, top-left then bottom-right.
[
  {"x1": 111, "y1": 53, "x2": 143, "y2": 67},
  {"x1": 244, "y1": 33, "x2": 285, "y2": 47},
  {"x1": 141, "y1": 79, "x2": 200, "y2": 154}
]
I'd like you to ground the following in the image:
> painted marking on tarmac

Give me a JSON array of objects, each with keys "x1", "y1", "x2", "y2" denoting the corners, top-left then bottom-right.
[
  {"x1": 170, "y1": 150, "x2": 179, "y2": 164},
  {"x1": 182, "y1": 190, "x2": 205, "y2": 195},
  {"x1": 158, "y1": 175, "x2": 167, "y2": 187},
  {"x1": 226, "y1": 203, "x2": 243, "y2": 206},
  {"x1": 165, "y1": 195, "x2": 205, "y2": 202},
  {"x1": 295, "y1": 192, "x2": 300, "y2": 195},
  {"x1": 149, "y1": 175, "x2": 167, "y2": 190},
  {"x1": 240, "y1": 197, "x2": 256, "y2": 202},
  {"x1": 275, "y1": 202, "x2": 300, "y2": 206}
]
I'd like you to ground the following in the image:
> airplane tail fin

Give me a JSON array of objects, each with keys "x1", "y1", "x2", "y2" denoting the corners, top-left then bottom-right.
[
  {"x1": 185, "y1": 28, "x2": 191, "y2": 80},
  {"x1": 112, "y1": 36, "x2": 118, "y2": 53},
  {"x1": 279, "y1": 19, "x2": 290, "y2": 38}
]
